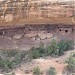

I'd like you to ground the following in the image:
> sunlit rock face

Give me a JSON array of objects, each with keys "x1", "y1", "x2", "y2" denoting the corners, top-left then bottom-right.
[
  {"x1": 5, "y1": 14, "x2": 13, "y2": 22},
  {"x1": 0, "y1": 0, "x2": 74, "y2": 24}
]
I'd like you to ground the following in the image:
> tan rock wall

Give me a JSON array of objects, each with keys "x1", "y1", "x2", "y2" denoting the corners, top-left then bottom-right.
[
  {"x1": 5, "y1": 14, "x2": 13, "y2": 22},
  {"x1": 0, "y1": 1, "x2": 74, "y2": 23}
]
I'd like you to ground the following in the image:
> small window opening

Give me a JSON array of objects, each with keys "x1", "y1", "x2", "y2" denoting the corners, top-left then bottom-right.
[
  {"x1": 65, "y1": 30, "x2": 68, "y2": 33},
  {"x1": 60, "y1": 29, "x2": 61, "y2": 31}
]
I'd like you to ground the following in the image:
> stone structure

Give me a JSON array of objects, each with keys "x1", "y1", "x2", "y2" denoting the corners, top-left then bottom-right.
[
  {"x1": 0, "y1": 0, "x2": 74, "y2": 50},
  {"x1": 0, "y1": 24, "x2": 74, "y2": 41}
]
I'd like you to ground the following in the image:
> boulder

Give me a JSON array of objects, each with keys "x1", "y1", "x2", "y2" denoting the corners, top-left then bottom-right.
[
  {"x1": 38, "y1": 31, "x2": 47, "y2": 40},
  {"x1": 13, "y1": 34, "x2": 23, "y2": 39},
  {"x1": 46, "y1": 33, "x2": 53, "y2": 39},
  {"x1": 38, "y1": 31, "x2": 53, "y2": 40},
  {"x1": 38, "y1": 33, "x2": 46, "y2": 40},
  {"x1": 25, "y1": 31, "x2": 37, "y2": 38}
]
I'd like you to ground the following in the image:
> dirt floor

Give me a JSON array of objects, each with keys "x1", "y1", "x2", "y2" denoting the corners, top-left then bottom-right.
[
  {"x1": 0, "y1": 34, "x2": 53, "y2": 50},
  {"x1": 0, "y1": 28, "x2": 73, "y2": 50}
]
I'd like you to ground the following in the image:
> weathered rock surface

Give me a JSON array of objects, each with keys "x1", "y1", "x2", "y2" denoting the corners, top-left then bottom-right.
[
  {"x1": 25, "y1": 31, "x2": 53, "y2": 40},
  {"x1": 35, "y1": 36, "x2": 40, "y2": 41},
  {"x1": 5, "y1": 14, "x2": 13, "y2": 22},
  {"x1": 25, "y1": 31, "x2": 37, "y2": 38},
  {"x1": 38, "y1": 32, "x2": 46, "y2": 40},
  {"x1": 31, "y1": 37, "x2": 36, "y2": 41},
  {"x1": 46, "y1": 33, "x2": 53, "y2": 38},
  {"x1": 13, "y1": 34, "x2": 23, "y2": 39},
  {"x1": 38, "y1": 31, "x2": 53, "y2": 40}
]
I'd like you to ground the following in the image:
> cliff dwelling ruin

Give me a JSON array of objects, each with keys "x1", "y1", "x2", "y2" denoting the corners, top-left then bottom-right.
[{"x1": 0, "y1": 0, "x2": 74, "y2": 50}]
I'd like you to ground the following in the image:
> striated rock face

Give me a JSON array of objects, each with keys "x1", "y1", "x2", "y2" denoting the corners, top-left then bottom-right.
[
  {"x1": 0, "y1": 0, "x2": 74, "y2": 26},
  {"x1": 5, "y1": 14, "x2": 13, "y2": 22}
]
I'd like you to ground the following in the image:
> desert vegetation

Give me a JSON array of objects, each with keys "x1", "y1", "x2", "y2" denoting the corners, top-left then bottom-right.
[
  {"x1": 46, "y1": 67, "x2": 56, "y2": 75},
  {"x1": 0, "y1": 49, "x2": 31, "y2": 73},
  {"x1": 64, "y1": 52, "x2": 75, "y2": 75},
  {"x1": 0, "y1": 39, "x2": 74, "y2": 75},
  {"x1": 33, "y1": 66, "x2": 42, "y2": 75},
  {"x1": 31, "y1": 39, "x2": 74, "y2": 58}
]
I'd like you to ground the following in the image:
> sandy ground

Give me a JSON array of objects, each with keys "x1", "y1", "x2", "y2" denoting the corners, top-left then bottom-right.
[{"x1": 14, "y1": 50, "x2": 75, "y2": 75}]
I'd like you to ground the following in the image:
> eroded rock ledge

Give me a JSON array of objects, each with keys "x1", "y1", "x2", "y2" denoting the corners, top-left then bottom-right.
[{"x1": 0, "y1": 24, "x2": 74, "y2": 50}]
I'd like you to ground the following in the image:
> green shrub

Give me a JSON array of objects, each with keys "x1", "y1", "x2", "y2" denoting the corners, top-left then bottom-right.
[
  {"x1": 58, "y1": 40, "x2": 66, "y2": 56},
  {"x1": 66, "y1": 53, "x2": 75, "y2": 73},
  {"x1": 37, "y1": 47, "x2": 45, "y2": 55},
  {"x1": 31, "y1": 49, "x2": 41, "y2": 59},
  {"x1": 12, "y1": 53, "x2": 22, "y2": 65},
  {"x1": 12, "y1": 50, "x2": 26, "y2": 65},
  {"x1": 0, "y1": 39, "x2": 74, "y2": 73},
  {"x1": 0, "y1": 59, "x2": 14, "y2": 72},
  {"x1": 6, "y1": 50, "x2": 18, "y2": 57},
  {"x1": 58, "y1": 40, "x2": 74, "y2": 52},
  {"x1": 46, "y1": 67, "x2": 56, "y2": 75},
  {"x1": 1, "y1": 49, "x2": 18, "y2": 57},
  {"x1": 31, "y1": 40, "x2": 74, "y2": 58},
  {"x1": 33, "y1": 66, "x2": 41, "y2": 75},
  {"x1": 0, "y1": 50, "x2": 27, "y2": 73},
  {"x1": 58, "y1": 40, "x2": 74, "y2": 56},
  {"x1": 39, "y1": 42, "x2": 45, "y2": 54},
  {"x1": 46, "y1": 39, "x2": 59, "y2": 57}
]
